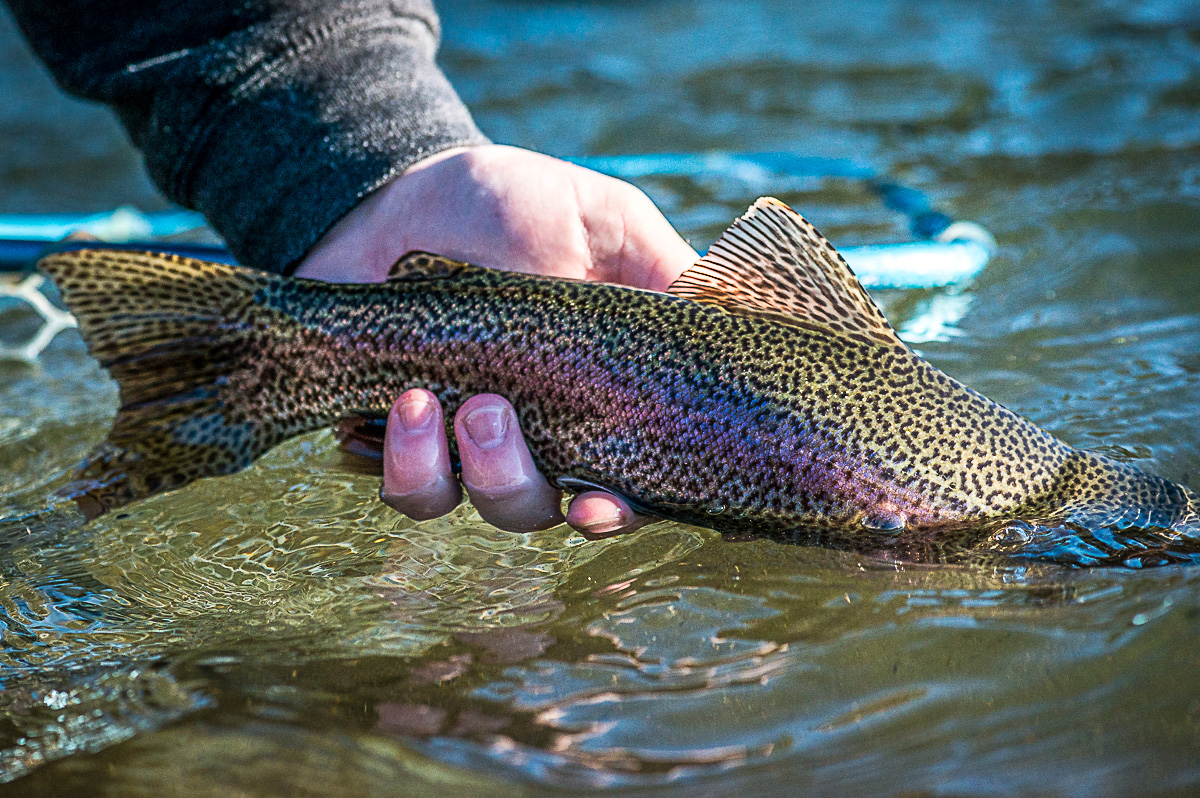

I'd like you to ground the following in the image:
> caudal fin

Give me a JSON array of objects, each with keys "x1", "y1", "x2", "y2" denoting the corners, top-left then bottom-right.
[{"x1": 39, "y1": 249, "x2": 284, "y2": 517}]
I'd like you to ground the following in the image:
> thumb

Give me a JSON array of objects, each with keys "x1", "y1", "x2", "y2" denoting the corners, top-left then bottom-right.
[
  {"x1": 580, "y1": 181, "x2": 698, "y2": 292},
  {"x1": 616, "y1": 211, "x2": 699, "y2": 292}
]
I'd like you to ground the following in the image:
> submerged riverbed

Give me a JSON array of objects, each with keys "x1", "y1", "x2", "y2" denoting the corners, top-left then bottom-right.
[{"x1": 3, "y1": 0, "x2": 1200, "y2": 795}]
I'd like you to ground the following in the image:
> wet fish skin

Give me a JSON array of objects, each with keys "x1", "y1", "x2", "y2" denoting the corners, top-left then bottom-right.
[{"x1": 39, "y1": 199, "x2": 1199, "y2": 550}]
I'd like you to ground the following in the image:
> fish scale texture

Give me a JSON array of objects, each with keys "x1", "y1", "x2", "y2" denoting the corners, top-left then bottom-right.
[
  {"x1": 39, "y1": 258, "x2": 1200, "y2": 537},
  {"x1": 38, "y1": 216, "x2": 1200, "y2": 543},
  {"x1": 261, "y1": 270, "x2": 1167, "y2": 534}
]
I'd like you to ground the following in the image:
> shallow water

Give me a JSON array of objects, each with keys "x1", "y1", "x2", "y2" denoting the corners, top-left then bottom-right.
[{"x1": 3, "y1": 0, "x2": 1200, "y2": 794}]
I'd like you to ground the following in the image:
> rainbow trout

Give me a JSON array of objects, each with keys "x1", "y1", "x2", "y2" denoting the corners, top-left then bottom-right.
[{"x1": 40, "y1": 198, "x2": 1199, "y2": 554}]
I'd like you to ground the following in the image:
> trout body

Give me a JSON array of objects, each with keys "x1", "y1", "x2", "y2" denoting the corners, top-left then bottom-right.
[{"x1": 40, "y1": 199, "x2": 1199, "y2": 548}]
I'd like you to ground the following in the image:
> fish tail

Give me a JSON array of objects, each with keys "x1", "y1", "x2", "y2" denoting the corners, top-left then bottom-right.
[{"x1": 39, "y1": 248, "x2": 295, "y2": 518}]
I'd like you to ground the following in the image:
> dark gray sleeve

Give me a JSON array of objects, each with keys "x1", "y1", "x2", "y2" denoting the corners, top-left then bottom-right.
[{"x1": 4, "y1": 0, "x2": 489, "y2": 273}]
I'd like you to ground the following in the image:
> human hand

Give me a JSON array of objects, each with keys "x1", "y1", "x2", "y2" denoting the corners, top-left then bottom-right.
[{"x1": 296, "y1": 144, "x2": 698, "y2": 536}]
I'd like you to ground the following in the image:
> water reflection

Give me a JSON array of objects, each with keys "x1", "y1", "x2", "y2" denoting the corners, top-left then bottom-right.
[
  {"x1": 5, "y1": 0, "x2": 1200, "y2": 794},
  {"x1": 3, "y1": 448, "x2": 1200, "y2": 793}
]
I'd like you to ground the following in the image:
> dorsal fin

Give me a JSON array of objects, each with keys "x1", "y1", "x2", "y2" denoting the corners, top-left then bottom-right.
[
  {"x1": 668, "y1": 197, "x2": 903, "y2": 346},
  {"x1": 387, "y1": 251, "x2": 474, "y2": 280}
]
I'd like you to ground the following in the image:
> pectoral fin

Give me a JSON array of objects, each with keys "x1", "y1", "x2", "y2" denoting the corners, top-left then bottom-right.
[{"x1": 556, "y1": 476, "x2": 656, "y2": 516}]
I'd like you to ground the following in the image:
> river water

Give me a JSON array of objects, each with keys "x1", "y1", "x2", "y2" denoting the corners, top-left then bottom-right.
[{"x1": 2, "y1": 0, "x2": 1200, "y2": 795}]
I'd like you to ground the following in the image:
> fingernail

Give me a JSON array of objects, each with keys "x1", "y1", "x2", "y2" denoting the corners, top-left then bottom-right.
[
  {"x1": 582, "y1": 505, "x2": 623, "y2": 531},
  {"x1": 573, "y1": 500, "x2": 627, "y2": 537},
  {"x1": 398, "y1": 394, "x2": 435, "y2": 432},
  {"x1": 464, "y1": 405, "x2": 508, "y2": 450}
]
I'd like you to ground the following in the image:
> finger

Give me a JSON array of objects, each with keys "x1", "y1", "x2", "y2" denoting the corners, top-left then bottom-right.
[
  {"x1": 381, "y1": 389, "x2": 462, "y2": 520},
  {"x1": 455, "y1": 394, "x2": 565, "y2": 533},
  {"x1": 566, "y1": 491, "x2": 653, "y2": 540},
  {"x1": 615, "y1": 196, "x2": 699, "y2": 292},
  {"x1": 577, "y1": 180, "x2": 698, "y2": 292}
]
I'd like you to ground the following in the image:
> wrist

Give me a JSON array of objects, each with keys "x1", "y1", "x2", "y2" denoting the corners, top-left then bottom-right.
[{"x1": 295, "y1": 145, "x2": 479, "y2": 283}]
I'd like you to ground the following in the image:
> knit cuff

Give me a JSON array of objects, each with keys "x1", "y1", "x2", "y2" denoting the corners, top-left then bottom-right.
[{"x1": 126, "y1": 2, "x2": 489, "y2": 272}]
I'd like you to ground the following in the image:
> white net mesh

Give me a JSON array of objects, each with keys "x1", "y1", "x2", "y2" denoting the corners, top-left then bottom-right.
[{"x1": 0, "y1": 273, "x2": 77, "y2": 363}]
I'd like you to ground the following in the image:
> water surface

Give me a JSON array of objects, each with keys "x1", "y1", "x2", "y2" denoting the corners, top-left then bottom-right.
[{"x1": 2, "y1": 0, "x2": 1200, "y2": 795}]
